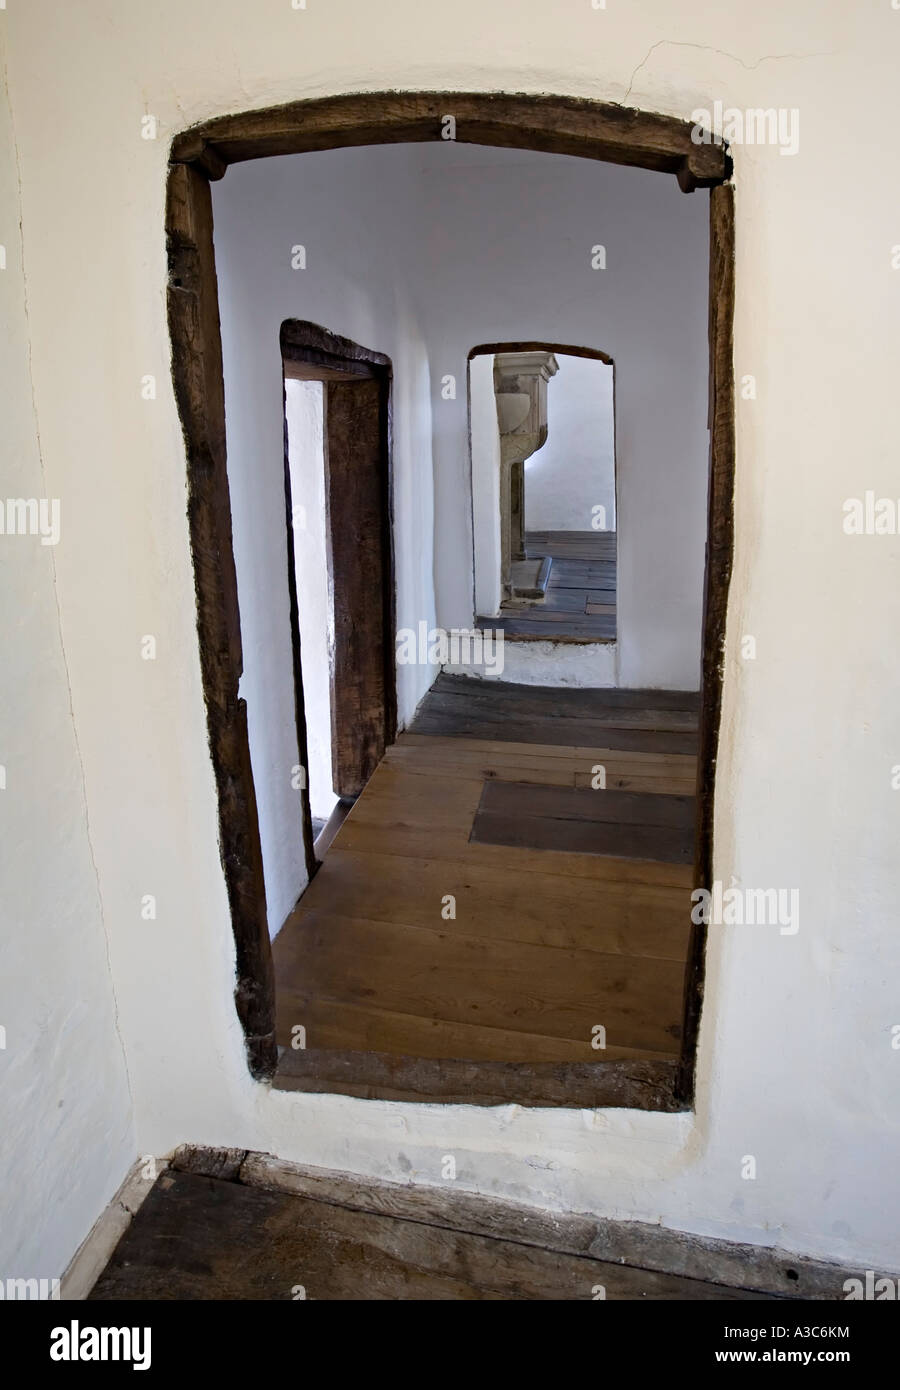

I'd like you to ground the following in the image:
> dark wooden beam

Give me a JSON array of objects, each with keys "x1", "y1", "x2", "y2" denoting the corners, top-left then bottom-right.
[
  {"x1": 281, "y1": 319, "x2": 391, "y2": 375},
  {"x1": 170, "y1": 91, "x2": 730, "y2": 191},
  {"x1": 325, "y1": 376, "x2": 394, "y2": 797},
  {"x1": 165, "y1": 163, "x2": 277, "y2": 1079},
  {"x1": 469, "y1": 340, "x2": 614, "y2": 365}
]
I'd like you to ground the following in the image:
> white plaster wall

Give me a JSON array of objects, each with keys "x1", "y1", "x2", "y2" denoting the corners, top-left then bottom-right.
[
  {"x1": 526, "y1": 354, "x2": 617, "y2": 533},
  {"x1": 285, "y1": 379, "x2": 338, "y2": 829},
  {"x1": 4, "y1": 0, "x2": 900, "y2": 1279},
  {"x1": 213, "y1": 148, "x2": 437, "y2": 932},
  {"x1": 0, "y1": 36, "x2": 135, "y2": 1279}
]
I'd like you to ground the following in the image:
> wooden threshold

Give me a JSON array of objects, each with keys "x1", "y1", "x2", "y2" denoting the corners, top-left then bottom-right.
[
  {"x1": 85, "y1": 1145, "x2": 860, "y2": 1302},
  {"x1": 274, "y1": 1048, "x2": 680, "y2": 1109},
  {"x1": 89, "y1": 1165, "x2": 749, "y2": 1301}
]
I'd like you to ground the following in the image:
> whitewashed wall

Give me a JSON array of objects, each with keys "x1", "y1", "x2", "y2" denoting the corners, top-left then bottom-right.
[
  {"x1": 526, "y1": 354, "x2": 617, "y2": 533},
  {"x1": 4, "y1": 0, "x2": 900, "y2": 1282},
  {"x1": 0, "y1": 27, "x2": 135, "y2": 1281}
]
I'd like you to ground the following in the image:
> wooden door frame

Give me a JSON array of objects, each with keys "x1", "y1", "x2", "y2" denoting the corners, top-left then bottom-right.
[
  {"x1": 280, "y1": 319, "x2": 396, "y2": 839},
  {"x1": 165, "y1": 92, "x2": 735, "y2": 1102}
]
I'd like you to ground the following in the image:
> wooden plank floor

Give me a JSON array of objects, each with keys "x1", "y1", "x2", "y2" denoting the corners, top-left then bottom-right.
[
  {"x1": 88, "y1": 1167, "x2": 768, "y2": 1301},
  {"x1": 407, "y1": 672, "x2": 699, "y2": 755},
  {"x1": 272, "y1": 677, "x2": 698, "y2": 1097},
  {"x1": 480, "y1": 530, "x2": 617, "y2": 641}
]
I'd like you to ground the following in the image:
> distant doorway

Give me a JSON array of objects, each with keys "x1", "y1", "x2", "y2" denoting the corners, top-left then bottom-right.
[{"x1": 469, "y1": 344, "x2": 617, "y2": 641}]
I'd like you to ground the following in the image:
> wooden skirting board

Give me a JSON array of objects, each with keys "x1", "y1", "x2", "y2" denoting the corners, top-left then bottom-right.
[
  {"x1": 60, "y1": 1158, "x2": 165, "y2": 1300},
  {"x1": 84, "y1": 1146, "x2": 868, "y2": 1302}
]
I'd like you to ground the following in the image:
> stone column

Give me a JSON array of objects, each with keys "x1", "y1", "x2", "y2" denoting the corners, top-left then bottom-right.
[{"x1": 493, "y1": 351, "x2": 558, "y2": 600}]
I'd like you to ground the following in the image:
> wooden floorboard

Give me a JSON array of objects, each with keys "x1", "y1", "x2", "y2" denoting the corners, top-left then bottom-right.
[
  {"x1": 275, "y1": 909, "x2": 686, "y2": 1056},
  {"x1": 425, "y1": 676, "x2": 700, "y2": 712},
  {"x1": 414, "y1": 692, "x2": 697, "y2": 732},
  {"x1": 332, "y1": 811, "x2": 693, "y2": 887},
  {"x1": 383, "y1": 734, "x2": 696, "y2": 794},
  {"x1": 310, "y1": 849, "x2": 693, "y2": 959},
  {"x1": 408, "y1": 710, "x2": 698, "y2": 755},
  {"x1": 273, "y1": 679, "x2": 699, "y2": 1094},
  {"x1": 407, "y1": 675, "x2": 700, "y2": 755},
  {"x1": 88, "y1": 1168, "x2": 770, "y2": 1300},
  {"x1": 276, "y1": 998, "x2": 679, "y2": 1064}
]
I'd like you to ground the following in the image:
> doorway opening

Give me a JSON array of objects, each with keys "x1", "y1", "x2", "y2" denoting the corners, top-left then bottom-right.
[
  {"x1": 469, "y1": 344, "x2": 617, "y2": 642},
  {"x1": 166, "y1": 92, "x2": 734, "y2": 1107}
]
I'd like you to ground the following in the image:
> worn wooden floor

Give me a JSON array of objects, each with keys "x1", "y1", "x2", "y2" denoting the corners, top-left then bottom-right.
[
  {"x1": 482, "y1": 529, "x2": 616, "y2": 641},
  {"x1": 272, "y1": 677, "x2": 698, "y2": 1100},
  {"x1": 89, "y1": 1160, "x2": 775, "y2": 1302}
]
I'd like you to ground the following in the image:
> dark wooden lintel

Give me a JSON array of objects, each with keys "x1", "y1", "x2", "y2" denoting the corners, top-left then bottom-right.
[
  {"x1": 280, "y1": 319, "x2": 392, "y2": 376},
  {"x1": 169, "y1": 91, "x2": 730, "y2": 192},
  {"x1": 470, "y1": 340, "x2": 614, "y2": 364}
]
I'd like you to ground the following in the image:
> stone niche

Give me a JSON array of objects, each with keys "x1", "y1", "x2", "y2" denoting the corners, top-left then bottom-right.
[{"x1": 493, "y1": 350, "x2": 559, "y2": 603}]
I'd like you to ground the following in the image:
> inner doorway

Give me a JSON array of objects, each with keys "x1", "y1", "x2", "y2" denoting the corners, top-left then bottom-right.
[
  {"x1": 280, "y1": 320, "x2": 396, "y2": 876},
  {"x1": 469, "y1": 344, "x2": 617, "y2": 641}
]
